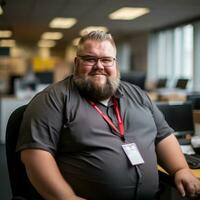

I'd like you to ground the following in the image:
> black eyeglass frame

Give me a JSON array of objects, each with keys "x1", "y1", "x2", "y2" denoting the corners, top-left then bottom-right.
[{"x1": 77, "y1": 55, "x2": 117, "y2": 67}]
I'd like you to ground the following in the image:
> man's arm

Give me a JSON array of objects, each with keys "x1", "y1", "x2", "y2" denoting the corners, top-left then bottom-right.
[
  {"x1": 21, "y1": 149, "x2": 86, "y2": 200},
  {"x1": 156, "y1": 134, "x2": 200, "y2": 198}
]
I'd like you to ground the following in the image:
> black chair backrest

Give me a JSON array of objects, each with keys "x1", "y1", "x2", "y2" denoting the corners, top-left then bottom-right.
[{"x1": 5, "y1": 105, "x2": 42, "y2": 200}]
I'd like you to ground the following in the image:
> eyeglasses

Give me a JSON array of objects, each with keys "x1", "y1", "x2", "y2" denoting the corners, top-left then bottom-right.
[{"x1": 78, "y1": 55, "x2": 116, "y2": 67}]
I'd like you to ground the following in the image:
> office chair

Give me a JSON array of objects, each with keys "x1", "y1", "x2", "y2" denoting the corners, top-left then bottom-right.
[
  {"x1": 5, "y1": 105, "x2": 43, "y2": 200},
  {"x1": 5, "y1": 106, "x2": 186, "y2": 200},
  {"x1": 158, "y1": 171, "x2": 190, "y2": 200}
]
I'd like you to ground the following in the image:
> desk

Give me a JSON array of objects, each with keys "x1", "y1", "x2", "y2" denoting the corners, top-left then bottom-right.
[
  {"x1": 158, "y1": 165, "x2": 200, "y2": 179},
  {"x1": 148, "y1": 88, "x2": 187, "y2": 102}
]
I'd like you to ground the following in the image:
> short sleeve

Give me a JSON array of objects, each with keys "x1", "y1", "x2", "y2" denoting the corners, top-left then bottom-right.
[
  {"x1": 142, "y1": 92, "x2": 174, "y2": 144},
  {"x1": 16, "y1": 89, "x2": 65, "y2": 156}
]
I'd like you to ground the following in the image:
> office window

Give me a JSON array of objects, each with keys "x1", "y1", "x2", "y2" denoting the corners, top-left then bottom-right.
[
  {"x1": 174, "y1": 25, "x2": 193, "y2": 83},
  {"x1": 148, "y1": 24, "x2": 193, "y2": 88}
]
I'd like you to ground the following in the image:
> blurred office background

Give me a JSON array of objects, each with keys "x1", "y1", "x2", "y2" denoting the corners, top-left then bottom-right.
[{"x1": 1, "y1": 0, "x2": 200, "y2": 199}]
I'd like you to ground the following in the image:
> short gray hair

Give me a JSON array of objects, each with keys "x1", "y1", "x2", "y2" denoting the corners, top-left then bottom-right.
[{"x1": 76, "y1": 31, "x2": 116, "y2": 55}]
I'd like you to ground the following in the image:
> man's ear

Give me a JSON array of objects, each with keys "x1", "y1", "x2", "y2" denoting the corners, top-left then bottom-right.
[
  {"x1": 73, "y1": 57, "x2": 79, "y2": 74},
  {"x1": 74, "y1": 57, "x2": 78, "y2": 67}
]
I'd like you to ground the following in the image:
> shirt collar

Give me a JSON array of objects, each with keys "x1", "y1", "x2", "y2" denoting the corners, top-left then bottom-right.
[{"x1": 113, "y1": 82, "x2": 124, "y2": 99}]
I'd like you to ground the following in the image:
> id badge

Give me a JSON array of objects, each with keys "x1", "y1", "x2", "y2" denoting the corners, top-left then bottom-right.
[{"x1": 122, "y1": 143, "x2": 144, "y2": 166}]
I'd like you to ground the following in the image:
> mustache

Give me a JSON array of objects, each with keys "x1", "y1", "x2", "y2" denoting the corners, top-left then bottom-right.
[{"x1": 89, "y1": 71, "x2": 107, "y2": 76}]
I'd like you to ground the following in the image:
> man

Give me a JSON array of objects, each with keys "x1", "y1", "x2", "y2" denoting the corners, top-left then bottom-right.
[{"x1": 17, "y1": 31, "x2": 200, "y2": 200}]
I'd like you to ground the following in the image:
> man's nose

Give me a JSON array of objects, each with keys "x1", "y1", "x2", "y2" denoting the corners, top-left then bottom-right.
[{"x1": 94, "y1": 59, "x2": 104, "y2": 69}]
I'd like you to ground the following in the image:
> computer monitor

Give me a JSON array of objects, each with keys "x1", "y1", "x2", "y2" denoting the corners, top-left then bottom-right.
[
  {"x1": 156, "y1": 78, "x2": 167, "y2": 88},
  {"x1": 35, "y1": 72, "x2": 54, "y2": 84},
  {"x1": 156, "y1": 101, "x2": 194, "y2": 137},
  {"x1": 120, "y1": 72, "x2": 146, "y2": 90},
  {"x1": 175, "y1": 78, "x2": 189, "y2": 89},
  {"x1": 187, "y1": 95, "x2": 200, "y2": 110},
  {"x1": 8, "y1": 75, "x2": 22, "y2": 95},
  {"x1": 0, "y1": 47, "x2": 10, "y2": 56}
]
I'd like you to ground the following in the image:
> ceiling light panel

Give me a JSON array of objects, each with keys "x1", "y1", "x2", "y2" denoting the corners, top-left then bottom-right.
[
  {"x1": 41, "y1": 32, "x2": 63, "y2": 40},
  {"x1": 38, "y1": 40, "x2": 56, "y2": 48},
  {"x1": 49, "y1": 18, "x2": 77, "y2": 29},
  {"x1": 0, "y1": 5, "x2": 3, "y2": 15},
  {"x1": 80, "y1": 26, "x2": 108, "y2": 36},
  {"x1": 0, "y1": 39, "x2": 15, "y2": 47},
  {"x1": 109, "y1": 7, "x2": 150, "y2": 20},
  {"x1": 0, "y1": 30, "x2": 12, "y2": 38}
]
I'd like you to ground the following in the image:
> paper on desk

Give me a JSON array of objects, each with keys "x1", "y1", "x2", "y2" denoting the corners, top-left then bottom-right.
[
  {"x1": 191, "y1": 136, "x2": 200, "y2": 148},
  {"x1": 180, "y1": 145, "x2": 195, "y2": 155}
]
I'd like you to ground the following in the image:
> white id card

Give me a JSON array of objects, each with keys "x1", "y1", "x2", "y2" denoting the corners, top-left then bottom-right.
[{"x1": 122, "y1": 143, "x2": 144, "y2": 166}]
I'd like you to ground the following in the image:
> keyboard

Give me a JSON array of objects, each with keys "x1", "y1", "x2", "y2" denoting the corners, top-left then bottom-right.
[
  {"x1": 178, "y1": 138, "x2": 191, "y2": 145},
  {"x1": 184, "y1": 154, "x2": 200, "y2": 169}
]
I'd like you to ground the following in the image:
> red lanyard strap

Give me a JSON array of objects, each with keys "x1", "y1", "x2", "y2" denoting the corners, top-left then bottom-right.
[
  {"x1": 112, "y1": 97, "x2": 124, "y2": 136},
  {"x1": 88, "y1": 98, "x2": 124, "y2": 138}
]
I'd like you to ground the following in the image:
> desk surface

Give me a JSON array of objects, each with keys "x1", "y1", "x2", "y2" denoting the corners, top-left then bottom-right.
[{"x1": 158, "y1": 165, "x2": 200, "y2": 179}]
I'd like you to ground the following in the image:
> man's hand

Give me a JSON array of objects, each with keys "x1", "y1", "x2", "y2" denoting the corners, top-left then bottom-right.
[
  {"x1": 174, "y1": 168, "x2": 200, "y2": 198},
  {"x1": 156, "y1": 134, "x2": 200, "y2": 198}
]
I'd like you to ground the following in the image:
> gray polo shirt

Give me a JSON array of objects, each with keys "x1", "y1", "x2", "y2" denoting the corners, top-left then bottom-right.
[{"x1": 17, "y1": 75, "x2": 173, "y2": 200}]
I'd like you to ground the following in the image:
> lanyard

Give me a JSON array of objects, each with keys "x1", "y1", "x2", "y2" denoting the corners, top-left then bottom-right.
[{"x1": 87, "y1": 97, "x2": 125, "y2": 139}]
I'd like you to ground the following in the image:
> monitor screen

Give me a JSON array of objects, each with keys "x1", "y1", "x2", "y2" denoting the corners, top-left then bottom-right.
[
  {"x1": 35, "y1": 72, "x2": 53, "y2": 84},
  {"x1": 175, "y1": 78, "x2": 189, "y2": 89},
  {"x1": 8, "y1": 75, "x2": 22, "y2": 94},
  {"x1": 120, "y1": 72, "x2": 146, "y2": 90},
  {"x1": 187, "y1": 95, "x2": 200, "y2": 110},
  {"x1": 156, "y1": 102, "x2": 194, "y2": 136},
  {"x1": 156, "y1": 78, "x2": 167, "y2": 88},
  {"x1": 0, "y1": 47, "x2": 10, "y2": 56}
]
